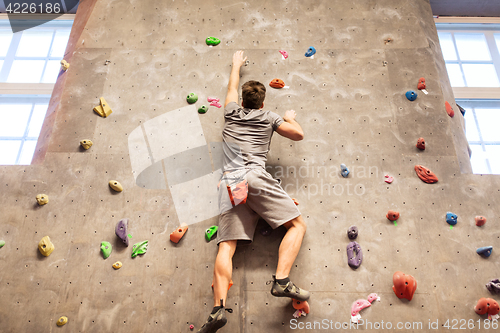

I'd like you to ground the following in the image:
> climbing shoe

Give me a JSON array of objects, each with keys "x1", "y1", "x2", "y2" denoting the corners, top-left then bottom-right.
[
  {"x1": 197, "y1": 299, "x2": 233, "y2": 333},
  {"x1": 268, "y1": 275, "x2": 310, "y2": 301}
]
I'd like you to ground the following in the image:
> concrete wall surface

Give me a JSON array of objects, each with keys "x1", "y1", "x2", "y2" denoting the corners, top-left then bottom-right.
[{"x1": 0, "y1": 0, "x2": 498, "y2": 332}]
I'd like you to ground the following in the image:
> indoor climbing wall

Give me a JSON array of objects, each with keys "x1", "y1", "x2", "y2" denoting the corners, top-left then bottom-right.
[{"x1": 1, "y1": 0, "x2": 499, "y2": 332}]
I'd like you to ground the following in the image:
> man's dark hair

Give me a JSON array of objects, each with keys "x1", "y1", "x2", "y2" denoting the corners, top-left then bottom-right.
[{"x1": 242, "y1": 81, "x2": 266, "y2": 109}]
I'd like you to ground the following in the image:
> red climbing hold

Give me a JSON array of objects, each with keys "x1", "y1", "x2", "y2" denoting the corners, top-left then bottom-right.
[
  {"x1": 475, "y1": 216, "x2": 487, "y2": 227},
  {"x1": 292, "y1": 198, "x2": 299, "y2": 205},
  {"x1": 417, "y1": 77, "x2": 426, "y2": 90},
  {"x1": 414, "y1": 165, "x2": 438, "y2": 184},
  {"x1": 269, "y1": 78, "x2": 285, "y2": 89},
  {"x1": 386, "y1": 210, "x2": 400, "y2": 221},
  {"x1": 445, "y1": 101, "x2": 455, "y2": 117},
  {"x1": 416, "y1": 137, "x2": 425, "y2": 150},
  {"x1": 392, "y1": 271, "x2": 417, "y2": 301},
  {"x1": 475, "y1": 298, "x2": 500, "y2": 317},
  {"x1": 170, "y1": 225, "x2": 188, "y2": 243}
]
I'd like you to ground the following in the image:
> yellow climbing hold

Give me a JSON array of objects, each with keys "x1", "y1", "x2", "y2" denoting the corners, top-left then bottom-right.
[
  {"x1": 36, "y1": 194, "x2": 49, "y2": 205},
  {"x1": 80, "y1": 139, "x2": 93, "y2": 150},
  {"x1": 93, "y1": 97, "x2": 112, "y2": 118},
  {"x1": 60, "y1": 60, "x2": 70, "y2": 71},
  {"x1": 113, "y1": 261, "x2": 122, "y2": 269},
  {"x1": 109, "y1": 180, "x2": 123, "y2": 192},
  {"x1": 38, "y1": 236, "x2": 54, "y2": 257},
  {"x1": 56, "y1": 316, "x2": 68, "y2": 326}
]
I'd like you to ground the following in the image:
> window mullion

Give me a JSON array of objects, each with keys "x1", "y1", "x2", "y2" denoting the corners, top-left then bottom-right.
[
  {"x1": 484, "y1": 32, "x2": 500, "y2": 86},
  {"x1": 450, "y1": 32, "x2": 468, "y2": 87},
  {"x1": 0, "y1": 31, "x2": 21, "y2": 82},
  {"x1": 39, "y1": 29, "x2": 56, "y2": 83}
]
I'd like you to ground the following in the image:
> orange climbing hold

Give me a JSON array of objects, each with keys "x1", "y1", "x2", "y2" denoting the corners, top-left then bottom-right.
[
  {"x1": 475, "y1": 216, "x2": 487, "y2": 227},
  {"x1": 475, "y1": 298, "x2": 500, "y2": 318},
  {"x1": 417, "y1": 77, "x2": 426, "y2": 90},
  {"x1": 170, "y1": 225, "x2": 188, "y2": 243},
  {"x1": 292, "y1": 198, "x2": 299, "y2": 205},
  {"x1": 445, "y1": 101, "x2": 455, "y2": 117},
  {"x1": 293, "y1": 299, "x2": 310, "y2": 314},
  {"x1": 269, "y1": 78, "x2": 285, "y2": 89},
  {"x1": 392, "y1": 271, "x2": 417, "y2": 301},
  {"x1": 414, "y1": 165, "x2": 438, "y2": 183},
  {"x1": 416, "y1": 137, "x2": 425, "y2": 150},
  {"x1": 386, "y1": 210, "x2": 399, "y2": 221}
]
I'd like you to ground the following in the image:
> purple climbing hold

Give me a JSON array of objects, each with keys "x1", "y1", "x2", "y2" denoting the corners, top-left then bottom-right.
[
  {"x1": 347, "y1": 226, "x2": 358, "y2": 240},
  {"x1": 346, "y1": 241, "x2": 363, "y2": 269},
  {"x1": 115, "y1": 218, "x2": 129, "y2": 246},
  {"x1": 486, "y1": 279, "x2": 500, "y2": 294}
]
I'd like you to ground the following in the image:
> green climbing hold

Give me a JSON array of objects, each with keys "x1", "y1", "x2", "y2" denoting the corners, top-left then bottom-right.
[
  {"x1": 187, "y1": 93, "x2": 198, "y2": 104},
  {"x1": 100, "y1": 241, "x2": 112, "y2": 259},
  {"x1": 205, "y1": 226, "x2": 218, "y2": 242},
  {"x1": 0, "y1": 240, "x2": 5, "y2": 248},
  {"x1": 131, "y1": 240, "x2": 148, "y2": 258},
  {"x1": 206, "y1": 37, "x2": 221, "y2": 46},
  {"x1": 198, "y1": 105, "x2": 208, "y2": 114}
]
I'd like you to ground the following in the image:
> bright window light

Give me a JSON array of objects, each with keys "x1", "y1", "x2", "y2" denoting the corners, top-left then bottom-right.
[
  {"x1": 469, "y1": 144, "x2": 490, "y2": 174},
  {"x1": 445, "y1": 63, "x2": 465, "y2": 87},
  {"x1": 454, "y1": 33, "x2": 491, "y2": 61},
  {"x1": 16, "y1": 31, "x2": 53, "y2": 58},
  {"x1": 0, "y1": 104, "x2": 32, "y2": 136},
  {"x1": 0, "y1": 140, "x2": 22, "y2": 164},
  {"x1": 18, "y1": 140, "x2": 38, "y2": 165},
  {"x1": 0, "y1": 31, "x2": 13, "y2": 57},
  {"x1": 437, "y1": 32, "x2": 458, "y2": 61},
  {"x1": 462, "y1": 64, "x2": 500, "y2": 87},
  {"x1": 27, "y1": 104, "x2": 49, "y2": 137},
  {"x1": 41, "y1": 60, "x2": 61, "y2": 83},
  {"x1": 7, "y1": 60, "x2": 45, "y2": 83}
]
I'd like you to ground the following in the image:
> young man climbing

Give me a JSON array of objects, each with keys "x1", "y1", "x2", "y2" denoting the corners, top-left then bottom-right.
[{"x1": 198, "y1": 50, "x2": 309, "y2": 333}]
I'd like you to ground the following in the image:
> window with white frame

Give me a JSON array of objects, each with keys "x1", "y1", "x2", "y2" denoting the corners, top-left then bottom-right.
[
  {"x1": 0, "y1": 18, "x2": 73, "y2": 165},
  {"x1": 437, "y1": 24, "x2": 500, "y2": 88},
  {"x1": 459, "y1": 100, "x2": 500, "y2": 174},
  {"x1": 437, "y1": 21, "x2": 500, "y2": 175}
]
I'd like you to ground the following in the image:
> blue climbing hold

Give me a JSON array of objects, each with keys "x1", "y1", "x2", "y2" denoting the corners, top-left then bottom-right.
[
  {"x1": 305, "y1": 46, "x2": 316, "y2": 57},
  {"x1": 340, "y1": 164, "x2": 350, "y2": 178},
  {"x1": 405, "y1": 90, "x2": 417, "y2": 101},
  {"x1": 446, "y1": 212, "x2": 457, "y2": 226},
  {"x1": 477, "y1": 246, "x2": 493, "y2": 258}
]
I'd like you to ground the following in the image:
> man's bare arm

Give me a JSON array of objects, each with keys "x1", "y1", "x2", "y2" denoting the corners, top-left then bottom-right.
[
  {"x1": 225, "y1": 50, "x2": 247, "y2": 107},
  {"x1": 276, "y1": 110, "x2": 304, "y2": 141}
]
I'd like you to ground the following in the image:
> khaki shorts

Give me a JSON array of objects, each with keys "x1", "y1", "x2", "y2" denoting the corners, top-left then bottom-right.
[{"x1": 217, "y1": 168, "x2": 301, "y2": 244}]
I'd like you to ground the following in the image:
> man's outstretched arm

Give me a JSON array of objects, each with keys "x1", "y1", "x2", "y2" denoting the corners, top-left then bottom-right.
[
  {"x1": 225, "y1": 50, "x2": 247, "y2": 107},
  {"x1": 276, "y1": 110, "x2": 304, "y2": 141}
]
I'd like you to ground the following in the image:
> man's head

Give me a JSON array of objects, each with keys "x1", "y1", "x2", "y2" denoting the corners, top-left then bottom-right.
[{"x1": 242, "y1": 81, "x2": 266, "y2": 109}]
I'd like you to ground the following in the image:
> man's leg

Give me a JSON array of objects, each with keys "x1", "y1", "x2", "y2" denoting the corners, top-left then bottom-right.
[
  {"x1": 269, "y1": 215, "x2": 310, "y2": 301},
  {"x1": 276, "y1": 215, "x2": 307, "y2": 278},
  {"x1": 198, "y1": 240, "x2": 237, "y2": 333},
  {"x1": 213, "y1": 240, "x2": 237, "y2": 306}
]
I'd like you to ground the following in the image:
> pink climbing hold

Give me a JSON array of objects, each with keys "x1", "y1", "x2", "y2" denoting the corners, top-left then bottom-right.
[
  {"x1": 367, "y1": 293, "x2": 379, "y2": 303},
  {"x1": 350, "y1": 293, "x2": 380, "y2": 323},
  {"x1": 190, "y1": 324, "x2": 194, "y2": 330},
  {"x1": 351, "y1": 299, "x2": 371, "y2": 316},
  {"x1": 210, "y1": 101, "x2": 222, "y2": 108},
  {"x1": 384, "y1": 175, "x2": 394, "y2": 183},
  {"x1": 279, "y1": 50, "x2": 288, "y2": 59},
  {"x1": 207, "y1": 97, "x2": 219, "y2": 103}
]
